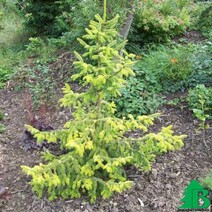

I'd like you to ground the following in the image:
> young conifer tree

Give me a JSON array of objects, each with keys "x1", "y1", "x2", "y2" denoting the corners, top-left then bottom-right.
[{"x1": 22, "y1": 0, "x2": 185, "y2": 202}]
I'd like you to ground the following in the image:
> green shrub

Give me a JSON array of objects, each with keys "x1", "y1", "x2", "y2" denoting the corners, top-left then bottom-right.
[
  {"x1": 24, "y1": 37, "x2": 58, "y2": 62},
  {"x1": 196, "y1": 4, "x2": 212, "y2": 39},
  {"x1": 0, "y1": 124, "x2": 6, "y2": 134},
  {"x1": 139, "y1": 44, "x2": 193, "y2": 92},
  {"x1": 189, "y1": 1, "x2": 208, "y2": 27},
  {"x1": 0, "y1": 111, "x2": 5, "y2": 134},
  {"x1": 200, "y1": 170, "x2": 212, "y2": 190},
  {"x1": 55, "y1": 0, "x2": 102, "y2": 40},
  {"x1": 188, "y1": 84, "x2": 212, "y2": 145},
  {"x1": 0, "y1": 0, "x2": 26, "y2": 46},
  {"x1": 0, "y1": 11, "x2": 4, "y2": 31},
  {"x1": 17, "y1": 0, "x2": 105, "y2": 37},
  {"x1": 23, "y1": 61, "x2": 56, "y2": 110},
  {"x1": 13, "y1": 61, "x2": 57, "y2": 124},
  {"x1": 17, "y1": 0, "x2": 67, "y2": 36},
  {"x1": 0, "y1": 67, "x2": 13, "y2": 89},
  {"x1": 17, "y1": 0, "x2": 129, "y2": 38},
  {"x1": 188, "y1": 84, "x2": 212, "y2": 119},
  {"x1": 0, "y1": 1, "x2": 27, "y2": 88},
  {"x1": 55, "y1": 0, "x2": 130, "y2": 50},
  {"x1": 0, "y1": 111, "x2": 4, "y2": 121},
  {"x1": 115, "y1": 61, "x2": 163, "y2": 117},
  {"x1": 21, "y1": 6, "x2": 185, "y2": 203},
  {"x1": 188, "y1": 42, "x2": 212, "y2": 87},
  {"x1": 128, "y1": 0, "x2": 194, "y2": 46},
  {"x1": 0, "y1": 44, "x2": 22, "y2": 90}
]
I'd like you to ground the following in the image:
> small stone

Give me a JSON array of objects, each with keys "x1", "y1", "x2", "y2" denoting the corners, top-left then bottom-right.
[
  {"x1": 111, "y1": 207, "x2": 119, "y2": 212},
  {"x1": 174, "y1": 164, "x2": 180, "y2": 170},
  {"x1": 113, "y1": 202, "x2": 118, "y2": 207},
  {"x1": 0, "y1": 200, "x2": 3, "y2": 208},
  {"x1": 169, "y1": 172, "x2": 180, "y2": 178},
  {"x1": 151, "y1": 169, "x2": 158, "y2": 180},
  {"x1": 165, "y1": 184, "x2": 172, "y2": 190},
  {"x1": 138, "y1": 198, "x2": 144, "y2": 207},
  {"x1": 74, "y1": 209, "x2": 81, "y2": 212},
  {"x1": 166, "y1": 190, "x2": 171, "y2": 197},
  {"x1": 0, "y1": 186, "x2": 6, "y2": 198}
]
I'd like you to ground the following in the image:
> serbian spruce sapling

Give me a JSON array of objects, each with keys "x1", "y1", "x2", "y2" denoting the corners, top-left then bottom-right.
[{"x1": 21, "y1": 1, "x2": 185, "y2": 202}]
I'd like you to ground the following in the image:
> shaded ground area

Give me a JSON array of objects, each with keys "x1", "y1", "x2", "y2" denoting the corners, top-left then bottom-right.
[
  {"x1": 0, "y1": 89, "x2": 211, "y2": 212},
  {"x1": 173, "y1": 30, "x2": 206, "y2": 44}
]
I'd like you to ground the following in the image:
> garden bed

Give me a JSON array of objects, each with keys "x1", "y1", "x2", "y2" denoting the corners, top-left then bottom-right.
[{"x1": 0, "y1": 89, "x2": 211, "y2": 212}]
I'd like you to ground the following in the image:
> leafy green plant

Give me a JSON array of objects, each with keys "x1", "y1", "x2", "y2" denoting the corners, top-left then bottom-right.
[
  {"x1": 56, "y1": 0, "x2": 102, "y2": 41},
  {"x1": 21, "y1": 4, "x2": 185, "y2": 203},
  {"x1": 200, "y1": 169, "x2": 212, "y2": 190},
  {"x1": 128, "y1": 0, "x2": 194, "y2": 46},
  {"x1": 166, "y1": 98, "x2": 180, "y2": 106},
  {"x1": 23, "y1": 0, "x2": 126, "y2": 61},
  {"x1": 17, "y1": 0, "x2": 129, "y2": 38},
  {"x1": 0, "y1": 0, "x2": 26, "y2": 47},
  {"x1": 0, "y1": 43, "x2": 28, "y2": 89},
  {"x1": 25, "y1": 37, "x2": 45, "y2": 55},
  {"x1": 13, "y1": 61, "x2": 57, "y2": 125},
  {"x1": 0, "y1": 111, "x2": 4, "y2": 121},
  {"x1": 0, "y1": 1, "x2": 27, "y2": 89},
  {"x1": 24, "y1": 62, "x2": 56, "y2": 111},
  {"x1": 115, "y1": 61, "x2": 163, "y2": 117},
  {"x1": 188, "y1": 42, "x2": 212, "y2": 87},
  {"x1": 24, "y1": 37, "x2": 57, "y2": 63},
  {"x1": 139, "y1": 44, "x2": 193, "y2": 92},
  {"x1": 0, "y1": 124, "x2": 6, "y2": 134},
  {"x1": 188, "y1": 84, "x2": 212, "y2": 118},
  {"x1": 0, "y1": 111, "x2": 5, "y2": 134},
  {"x1": 188, "y1": 84, "x2": 212, "y2": 145},
  {"x1": 0, "y1": 11, "x2": 4, "y2": 31},
  {"x1": 0, "y1": 67, "x2": 13, "y2": 89},
  {"x1": 196, "y1": 4, "x2": 212, "y2": 39},
  {"x1": 17, "y1": 0, "x2": 66, "y2": 36}
]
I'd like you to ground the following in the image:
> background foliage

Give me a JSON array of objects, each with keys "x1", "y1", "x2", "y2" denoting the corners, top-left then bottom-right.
[
  {"x1": 17, "y1": 0, "x2": 129, "y2": 38},
  {"x1": 188, "y1": 41, "x2": 212, "y2": 87},
  {"x1": 196, "y1": 4, "x2": 212, "y2": 39},
  {"x1": 115, "y1": 61, "x2": 163, "y2": 117},
  {"x1": 127, "y1": 0, "x2": 195, "y2": 50},
  {"x1": 136, "y1": 44, "x2": 193, "y2": 93},
  {"x1": 200, "y1": 169, "x2": 212, "y2": 190},
  {"x1": 188, "y1": 84, "x2": 212, "y2": 120}
]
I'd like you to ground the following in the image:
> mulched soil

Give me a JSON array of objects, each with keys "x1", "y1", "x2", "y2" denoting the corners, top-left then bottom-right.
[
  {"x1": 0, "y1": 88, "x2": 211, "y2": 212},
  {"x1": 173, "y1": 30, "x2": 206, "y2": 44}
]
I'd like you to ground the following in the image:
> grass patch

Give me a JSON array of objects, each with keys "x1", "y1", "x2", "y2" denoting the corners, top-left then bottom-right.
[{"x1": 0, "y1": 1, "x2": 27, "y2": 89}]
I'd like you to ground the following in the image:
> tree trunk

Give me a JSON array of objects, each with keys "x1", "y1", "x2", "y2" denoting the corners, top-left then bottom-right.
[{"x1": 119, "y1": 0, "x2": 134, "y2": 39}]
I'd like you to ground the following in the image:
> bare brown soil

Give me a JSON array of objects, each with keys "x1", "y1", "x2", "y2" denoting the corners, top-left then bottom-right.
[
  {"x1": 173, "y1": 30, "x2": 206, "y2": 44},
  {"x1": 0, "y1": 88, "x2": 211, "y2": 212}
]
